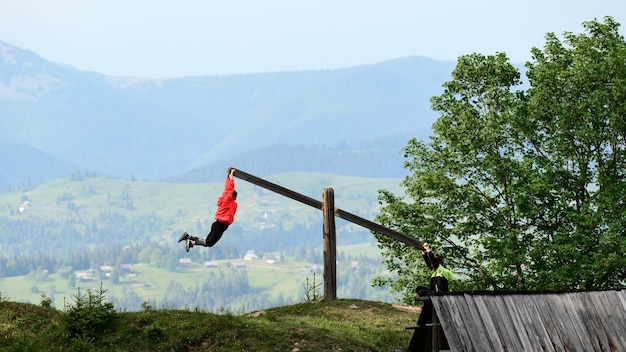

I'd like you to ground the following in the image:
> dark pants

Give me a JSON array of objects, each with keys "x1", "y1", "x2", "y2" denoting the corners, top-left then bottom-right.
[
  {"x1": 192, "y1": 221, "x2": 229, "y2": 247},
  {"x1": 416, "y1": 286, "x2": 432, "y2": 297},
  {"x1": 416, "y1": 276, "x2": 449, "y2": 297}
]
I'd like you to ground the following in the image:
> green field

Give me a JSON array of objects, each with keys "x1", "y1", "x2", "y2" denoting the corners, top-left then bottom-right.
[
  {"x1": 0, "y1": 173, "x2": 404, "y2": 247},
  {"x1": 0, "y1": 173, "x2": 403, "y2": 311},
  {"x1": 0, "y1": 241, "x2": 393, "y2": 311},
  {"x1": 1, "y1": 298, "x2": 420, "y2": 352}
]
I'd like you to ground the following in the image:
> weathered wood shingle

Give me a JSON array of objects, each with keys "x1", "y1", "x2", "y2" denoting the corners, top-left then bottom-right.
[{"x1": 429, "y1": 290, "x2": 626, "y2": 352}]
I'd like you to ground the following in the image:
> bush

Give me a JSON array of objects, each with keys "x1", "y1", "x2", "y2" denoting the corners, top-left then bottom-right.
[
  {"x1": 144, "y1": 322, "x2": 164, "y2": 340},
  {"x1": 63, "y1": 283, "x2": 117, "y2": 343},
  {"x1": 302, "y1": 272, "x2": 323, "y2": 303},
  {"x1": 40, "y1": 294, "x2": 52, "y2": 308}
]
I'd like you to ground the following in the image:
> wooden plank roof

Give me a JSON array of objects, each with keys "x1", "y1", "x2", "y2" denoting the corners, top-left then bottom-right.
[{"x1": 429, "y1": 289, "x2": 626, "y2": 352}]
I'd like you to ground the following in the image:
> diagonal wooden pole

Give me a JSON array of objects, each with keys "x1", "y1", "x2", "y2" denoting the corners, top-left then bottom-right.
[
  {"x1": 232, "y1": 169, "x2": 424, "y2": 249},
  {"x1": 232, "y1": 168, "x2": 425, "y2": 301}
]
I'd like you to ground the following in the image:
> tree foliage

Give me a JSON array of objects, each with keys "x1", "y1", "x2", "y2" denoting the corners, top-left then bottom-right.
[{"x1": 374, "y1": 17, "x2": 626, "y2": 302}]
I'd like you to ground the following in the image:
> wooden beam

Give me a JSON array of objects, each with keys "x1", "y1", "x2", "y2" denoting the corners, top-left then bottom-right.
[
  {"x1": 334, "y1": 208, "x2": 424, "y2": 249},
  {"x1": 233, "y1": 169, "x2": 321, "y2": 209},
  {"x1": 232, "y1": 168, "x2": 424, "y2": 250}
]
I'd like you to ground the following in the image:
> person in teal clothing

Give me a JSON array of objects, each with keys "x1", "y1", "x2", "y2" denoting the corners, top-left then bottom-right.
[{"x1": 416, "y1": 242, "x2": 454, "y2": 296}]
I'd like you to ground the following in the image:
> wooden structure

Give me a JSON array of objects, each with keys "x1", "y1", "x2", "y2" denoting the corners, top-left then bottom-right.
[
  {"x1": 232, "y1": 169, "x2": 424, "y2": 301},
  {"x1": 404, "y1": 289, "x2": 626, "y2": 352}
]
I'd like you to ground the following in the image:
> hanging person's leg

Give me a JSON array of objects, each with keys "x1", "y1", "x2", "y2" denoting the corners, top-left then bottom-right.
[
  {"x1": 206, "y1": 221, "x2": 228, "y2": 247},
  {"x1": 177, "y1": 231, "x2": 190, "y2": 243},
  {"x1": 187, "y1": 221, "x2": 228, "y2": 250},
  {"x1": 186, "y1": 234, "x2": 207, "y2": 252}
]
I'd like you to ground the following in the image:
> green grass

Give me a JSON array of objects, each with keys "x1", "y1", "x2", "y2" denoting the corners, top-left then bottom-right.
[
  {"x1": 0, "y1": 173, "x2": 403, "y2": 313},
  {"x1": 1, "y1": 173, "x2": 403, "y2": 247},
  {"x1": 0, "y1": 298, "x2": 420, "y2": 352},
  {"x1": 0, "y1": 262, "x2": 309, "y2": 309},
  {"x1": 0, "y1": 240, "x2": 391, "y2": 311}
]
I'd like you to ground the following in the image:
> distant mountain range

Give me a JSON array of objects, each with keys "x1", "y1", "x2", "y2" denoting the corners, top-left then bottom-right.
[{"x1": 0, "y1": 40, "x2": 456, "y2": 188}]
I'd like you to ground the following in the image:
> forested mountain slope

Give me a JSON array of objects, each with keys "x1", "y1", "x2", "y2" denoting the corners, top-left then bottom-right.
[{"x1": 0, "y1": 40, "x2": 453, "y2": 185}]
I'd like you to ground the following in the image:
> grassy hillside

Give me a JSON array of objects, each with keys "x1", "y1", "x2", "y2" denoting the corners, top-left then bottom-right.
[
  {"x1": 0, "y1": 241, "x2": 392, "y2": 312},
  {"x1": 0, "y1": 172, "x2": 404, "y2": 255},
  {"x1": 0, "y1": 298, "x2": 421, "y2": 352},
  {"x1": 0, "y1": 173, "x2": 410, "y2": 312}
]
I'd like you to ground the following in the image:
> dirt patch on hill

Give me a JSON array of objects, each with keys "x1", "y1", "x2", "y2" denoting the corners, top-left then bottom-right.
[{"x1": 392, "y1": 304, "x2": 421, "y2": 313}]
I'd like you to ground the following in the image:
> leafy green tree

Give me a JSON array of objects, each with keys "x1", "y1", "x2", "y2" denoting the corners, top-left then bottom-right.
[
  {"x1": 521, "y1": 16, "x2": 626, "y2": 290},
  {"x1": 374, "y1": 17, "x2": 626, "y2": 302}
]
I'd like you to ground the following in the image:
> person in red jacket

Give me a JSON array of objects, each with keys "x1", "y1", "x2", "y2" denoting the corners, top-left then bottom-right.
[{"x1": 177, "y1": 167, "x2": 238, "y2": 252}]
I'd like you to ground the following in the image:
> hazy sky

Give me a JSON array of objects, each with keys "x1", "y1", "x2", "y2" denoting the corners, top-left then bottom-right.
[{"x1": 1, "y1": 1, "x2": 624, "y2": 78}]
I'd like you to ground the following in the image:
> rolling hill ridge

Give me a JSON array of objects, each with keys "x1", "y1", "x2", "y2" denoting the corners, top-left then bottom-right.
[{"x1": 0, "y1": 40, "x2": 454, "y2": 185}]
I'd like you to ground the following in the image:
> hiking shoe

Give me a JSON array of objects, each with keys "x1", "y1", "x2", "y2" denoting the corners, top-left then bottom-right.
[
  {"x1": 177, "y1": 231, "x2": 189, "y2": 243},
  {"x1": 186, "y1": 239, "x2": 194, "y2": 252}
]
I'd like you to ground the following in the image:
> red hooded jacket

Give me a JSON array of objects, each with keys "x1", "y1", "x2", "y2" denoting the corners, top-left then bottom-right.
[{"x1": 214, "y1": 176, "x2": 237, "y2": 225}]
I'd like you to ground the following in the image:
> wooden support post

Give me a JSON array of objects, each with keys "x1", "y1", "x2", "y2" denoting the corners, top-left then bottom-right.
[
  {"x1": 322, "y1": 187, "x2": 337, "y2": 301},
  {"x1": 432, "y1": 303, "x2": 441, "y2": 352}
]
